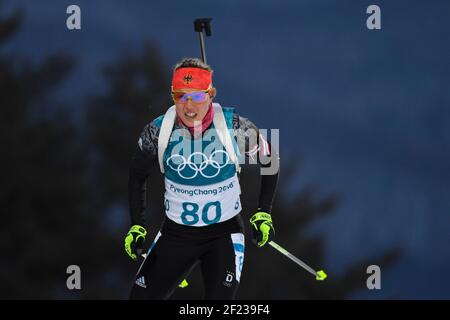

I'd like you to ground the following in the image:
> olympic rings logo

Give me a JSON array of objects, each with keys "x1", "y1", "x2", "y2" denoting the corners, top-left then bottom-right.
[{"x1": 166, "y1": 150, "x2": 230, "y2": 179}]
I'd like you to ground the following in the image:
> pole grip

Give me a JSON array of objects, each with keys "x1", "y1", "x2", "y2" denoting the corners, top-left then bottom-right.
[{"x1": 194, "y1": 18, "x2": 212, "y2": 36}]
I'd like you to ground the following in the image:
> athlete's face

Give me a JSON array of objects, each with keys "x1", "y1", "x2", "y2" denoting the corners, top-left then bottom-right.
[{"x1": 173, "y1": 88, "x2": 216, "y2": 127}]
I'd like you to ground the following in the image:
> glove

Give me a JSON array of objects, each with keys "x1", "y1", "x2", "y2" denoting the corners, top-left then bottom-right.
[
  {"x1": 124, "y1": 225, "x2": 147, "y2": 261},
  {"x1": 250, "y1": 211, "x2": 275, "y2": 247}
]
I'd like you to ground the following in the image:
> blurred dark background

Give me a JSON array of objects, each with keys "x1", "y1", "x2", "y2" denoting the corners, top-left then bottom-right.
[{"x1": 1, "y1": 0, "x2": 449, "y2": 299}]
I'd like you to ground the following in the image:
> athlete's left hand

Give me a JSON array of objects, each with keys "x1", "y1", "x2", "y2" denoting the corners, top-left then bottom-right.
[{"x1": 250, "y1": 211, "x2": 275, "y2": 247}]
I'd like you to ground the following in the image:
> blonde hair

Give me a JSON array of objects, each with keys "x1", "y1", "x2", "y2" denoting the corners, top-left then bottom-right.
[{"x1": 174, "y1": 58, "x2": 213, "y2": 72}]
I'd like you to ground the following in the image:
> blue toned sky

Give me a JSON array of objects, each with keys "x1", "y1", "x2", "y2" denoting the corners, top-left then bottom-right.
[{"x1": 2, "y1": 0, "x2": 450, "y2": 298}]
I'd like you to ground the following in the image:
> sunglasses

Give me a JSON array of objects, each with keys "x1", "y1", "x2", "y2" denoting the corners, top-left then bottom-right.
[{"x1": 172, "y1": 90, "x2": 210, "y2": 103}]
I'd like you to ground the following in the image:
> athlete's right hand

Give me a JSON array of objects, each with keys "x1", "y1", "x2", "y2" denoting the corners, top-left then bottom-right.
[{"x1": 124, "y1": 225, "x2": 147, "y2": 261}]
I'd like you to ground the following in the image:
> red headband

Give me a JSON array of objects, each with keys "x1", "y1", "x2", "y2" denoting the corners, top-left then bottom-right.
[{"x1": 172, "y1": 67, "x2": 212, "y2": 91}]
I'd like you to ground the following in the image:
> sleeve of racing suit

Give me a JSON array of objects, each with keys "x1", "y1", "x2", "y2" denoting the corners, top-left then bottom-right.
[
  {"x1": 234, "y1": 114, "x2": 280, "y2": 214},
  {"x1": 128, "y1": 121, "x2": 160, "y2": 227}
]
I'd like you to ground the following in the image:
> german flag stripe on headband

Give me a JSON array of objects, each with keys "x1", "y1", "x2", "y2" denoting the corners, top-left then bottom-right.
[{"x1": 172, "y1": 67, "x2": 212, "y2": 91}]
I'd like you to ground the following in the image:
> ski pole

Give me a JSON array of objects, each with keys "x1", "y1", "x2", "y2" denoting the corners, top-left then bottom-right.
[
  {"x1": 268, "y1": 241, "x2": 327, "y2": 281},
  {"x1": 194, "y1": 18, "x2": 212, "y2": 63}
]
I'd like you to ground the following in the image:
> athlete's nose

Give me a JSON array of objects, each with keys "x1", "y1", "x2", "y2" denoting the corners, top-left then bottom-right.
[{"x1": 184, "y1": 100, "x2": 196, "y2": 112}]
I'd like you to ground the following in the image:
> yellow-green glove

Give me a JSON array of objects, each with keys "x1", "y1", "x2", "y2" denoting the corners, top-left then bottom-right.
[
  {"x1": 250, "y1": 211, "x2": 275, "y2": 247},
  {"x1": 124, "y1": 225, "x2": 147, "y2": 260}
]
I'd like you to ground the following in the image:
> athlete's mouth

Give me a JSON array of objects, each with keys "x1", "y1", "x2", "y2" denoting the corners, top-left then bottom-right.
[{"x1": 184, "y1": 112, "x2": 197, "y2": 119}]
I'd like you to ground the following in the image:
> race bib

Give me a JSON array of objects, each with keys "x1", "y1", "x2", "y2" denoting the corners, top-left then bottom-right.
[{"x1": 164, "y1": 173, "x2": 242, "y2": 226}]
